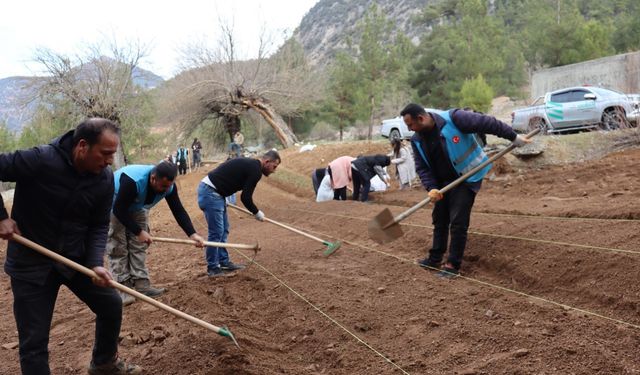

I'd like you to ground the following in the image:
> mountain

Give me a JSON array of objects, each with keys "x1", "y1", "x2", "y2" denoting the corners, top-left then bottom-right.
[
  {"x1": 0, "y1": 61, "x2": 164, "y2": 131},
  {"x1": 0, "y1": 76, "x2": 40, "y2": 131},
  {"x1": 293, "y1": 0, "x2": 432, "y2": 66}
]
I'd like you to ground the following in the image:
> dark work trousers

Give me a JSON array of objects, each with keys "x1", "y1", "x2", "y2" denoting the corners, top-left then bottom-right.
[
  {"x1": 351, "y1": 167, "x2": 371, "y2": 202},
  {"x1": 428, "y1": 184, "x2": 477, "y2": 270},
  {"x1": 178, "y1": 158, "x2": 187, "y2": 175},
  {"x1": 311, "y1": 168, "x2": 326, "y2": 195},
  {"x1": 326, "y1": 167, "x2": 347, "y2": 200},
  {"x1": 11, "y1": 269, "x2": 122, "y2": 374}
]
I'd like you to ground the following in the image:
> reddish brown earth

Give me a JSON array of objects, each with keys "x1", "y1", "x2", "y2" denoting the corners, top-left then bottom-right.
[{"x1": 1, "y1": 142, "x2": 639, "y2": 374}]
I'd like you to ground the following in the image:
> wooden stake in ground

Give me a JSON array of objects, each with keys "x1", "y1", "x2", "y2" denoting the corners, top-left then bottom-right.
[
  {"x1": 228, "y1": 203, "x2": 341, "y2": 256},
  {"x1": 368, "y1": 128, "x2": 541, "y2": 244},
  {"x1": 10, "y1": 234, "x2": 239, "y2": 347}
]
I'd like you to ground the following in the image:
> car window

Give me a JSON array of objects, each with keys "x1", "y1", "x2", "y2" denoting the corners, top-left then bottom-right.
[
  {"x1": 567, "y1": 90, "x2": 591, "y2": 102},
  {"x1": 550, "y1": 91, "x2": 572, "y2": 103}
]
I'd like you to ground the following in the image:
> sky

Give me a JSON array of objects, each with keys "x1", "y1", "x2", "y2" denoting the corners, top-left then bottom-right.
[{"x1": 0, "y1": 0, "x2": 319, "y2": 80}]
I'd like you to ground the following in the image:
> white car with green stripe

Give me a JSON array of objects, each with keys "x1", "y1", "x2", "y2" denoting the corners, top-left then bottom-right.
[{"x1": 511, "y1": 86, "x2": 639, "y2": 134}]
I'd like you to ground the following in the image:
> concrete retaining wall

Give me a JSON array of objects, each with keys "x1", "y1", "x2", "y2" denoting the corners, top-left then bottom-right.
[{"x1": 531, "y1": 51, "x2": 640, "y2": 98}]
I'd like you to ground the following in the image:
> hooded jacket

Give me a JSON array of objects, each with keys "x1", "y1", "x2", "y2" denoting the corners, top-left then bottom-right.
[{"x1": 0, "y1": 130, "x2": 114, "y2": 285}]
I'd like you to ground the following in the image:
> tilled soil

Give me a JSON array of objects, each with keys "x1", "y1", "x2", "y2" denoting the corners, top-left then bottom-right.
[{"x1": 0, "y1": 144, "x2": 639, "y2": 374}]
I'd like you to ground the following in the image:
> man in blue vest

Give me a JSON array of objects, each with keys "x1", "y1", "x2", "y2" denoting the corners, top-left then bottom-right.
[
  {"x1": 107, "y1": 161, "x2": 204, "y2": 305},
  {"x1": 176, "y1": 146, "x2": 189, "y2": 175},
  {"x1": 400, "y1": 103, "x2": 530, "y2": 278}
]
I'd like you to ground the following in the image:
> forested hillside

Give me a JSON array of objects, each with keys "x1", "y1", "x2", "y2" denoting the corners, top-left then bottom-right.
[{"x1": 294, "y1": 0, "x2": 640, "y2": 138}]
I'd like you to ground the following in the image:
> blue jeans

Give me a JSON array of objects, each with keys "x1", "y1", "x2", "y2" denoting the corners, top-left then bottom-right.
[
  {"x1": 197, "y1": 182, "x2": 230, "y2": 270},
  {"x1": 225, "y1": 193, "x2": 237, "y2": 205}
]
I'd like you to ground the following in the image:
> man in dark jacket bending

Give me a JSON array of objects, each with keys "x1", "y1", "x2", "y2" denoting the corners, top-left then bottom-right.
[
  {"x1": 401, "y1": 103, "x2": 530, "y2": 278},
  {"x1": 0, "y1": 118, "x2": 141, "y2": 374}
]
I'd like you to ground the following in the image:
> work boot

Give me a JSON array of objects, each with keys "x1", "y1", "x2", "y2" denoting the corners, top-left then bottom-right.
[
  {"x1": 88, "y1": 357, "x2": 142, "y2": 374},
  {"x1": 418, "y1": 257, "x2": 441, "y2": 270},
  {"x1": 120, "y1": 291, "x2": 135, "y2": 306},
  {"x1": 436, "y1": 263, "x2": 460, "y2": 279},
  {"x1": 220, "y1": 261, "x2": 245, "y2": 272},
  {"x1": 133, "y1": 278, "x2": 165, "y2": 298},
  {"x1": 208, "y1": 267, "x2": 232, "y2": 278}
]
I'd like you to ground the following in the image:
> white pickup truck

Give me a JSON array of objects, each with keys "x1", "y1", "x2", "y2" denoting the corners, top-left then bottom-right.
[{"x1": 510, "y1": 86, "x2": 639, "y2": 134}]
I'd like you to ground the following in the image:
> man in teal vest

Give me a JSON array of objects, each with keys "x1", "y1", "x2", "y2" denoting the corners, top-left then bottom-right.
[
  {"x1": 107, "y1": 161, "x2": 204, "y2": 305},
  {"x1": 176, "y1": 146, "x2": 189, "y2": 175},
  {"x1": 401, "y1": 103, "x2": 530, "y2": 278}
]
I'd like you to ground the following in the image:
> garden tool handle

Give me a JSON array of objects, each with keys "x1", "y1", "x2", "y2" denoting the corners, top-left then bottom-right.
[{"x1": 386, "y1": 127, "x2": 540, "y2": 228}]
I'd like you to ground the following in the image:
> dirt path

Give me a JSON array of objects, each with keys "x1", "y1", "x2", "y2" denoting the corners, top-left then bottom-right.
[{"x1": 1, "y1": 146, "x2": 639, "y2": 374}]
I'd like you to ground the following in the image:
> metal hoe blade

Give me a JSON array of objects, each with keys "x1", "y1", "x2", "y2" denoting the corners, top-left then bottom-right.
[
  {"x1": 322, "y1": 241, "x2": 342, "y2": 256},
  {"x1": 368, "y1": 208, "x2": 404, "y2": 244},
  {"x1": 217, "y1": 326, "x2": 239, "y2": 348}
]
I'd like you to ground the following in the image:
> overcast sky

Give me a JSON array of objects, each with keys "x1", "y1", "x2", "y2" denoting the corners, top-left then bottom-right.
[{"x1": 0, "y1": 0, "x2": 319, "y2": 80}]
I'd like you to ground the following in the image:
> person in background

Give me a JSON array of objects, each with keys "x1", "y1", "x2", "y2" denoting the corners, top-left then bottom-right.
[
  {"x1": 229, "y1": 132, "x2": 244, "y2": 159},
  {"x1": 163, "y1": 153, "x2": 175, "y2": 164},
  {"x1": 327, "y1": 156, "x2": 355, "y2": 200},
  {"x1": 390, "y1": 138, "x2": 417, "y2": 190},
  {"x1": 191, "y1": 138, "x2": 203, "y2": 171},
  {"x1": 350, "y1": 154, "x2": 391, "y2": 202},
  {"x1": 176, "y1": 145, "x2": 189, "y2": 175},
  {"x1": 311, "y1": 168, "x2": 327, "y2": 195}
]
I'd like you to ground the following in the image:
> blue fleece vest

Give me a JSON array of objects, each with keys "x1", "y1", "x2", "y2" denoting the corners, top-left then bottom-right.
[
  {"x1": 413, "y1": 110, "x2": 490, "y2": 183},
  {"x1": 113, "y1": 165, "x2": 174, "y2": 212}
]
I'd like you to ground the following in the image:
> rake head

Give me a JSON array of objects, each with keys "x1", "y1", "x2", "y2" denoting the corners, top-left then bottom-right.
[
  {"x1": 322, "y1": 241, "x2": 342, "y2": 257},
  {"x1": 217, "y1": 326, "x2": 239, "y2": 348}
]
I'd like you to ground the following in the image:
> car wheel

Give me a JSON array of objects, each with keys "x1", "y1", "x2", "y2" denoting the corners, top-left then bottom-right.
[
  {"x1": 600, "y1": 108, "x2": 626, "y2": 131},
  {"x1": 390, "y1": 129, "x2": 401, "y2": 140},
  {"x1": 528, "y1": 118, "x2": 547, "y2": 135}
]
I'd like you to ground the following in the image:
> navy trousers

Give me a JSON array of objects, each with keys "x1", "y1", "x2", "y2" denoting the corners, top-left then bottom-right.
[
  {"x1": 11, "y1": 269, "x2": 122, "y2": 374},
  {"x1": 428, "y1": 184, "x2": 477, "y2": 270}
]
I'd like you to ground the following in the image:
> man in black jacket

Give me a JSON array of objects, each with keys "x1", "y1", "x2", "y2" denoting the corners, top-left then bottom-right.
[
  {"x1": 197, "y1": 150, "x2": 280, "y2": 277},
  {"x1": 351, "y1": 154, "x2": 391, "y2": 202},
  {"x1": 0, "y1": 118, "x2": 141, "y2": 374},
  {"x1": 401, "y1": 103, "x2": 529, "y2": 278}
]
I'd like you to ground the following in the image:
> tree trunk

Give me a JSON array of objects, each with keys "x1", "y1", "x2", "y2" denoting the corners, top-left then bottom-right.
[
  {"x1": 368, "y1": 95, "x2": 375, "y2": 141},
  {"x1": 243, "y1": 99, "x2": 299, "y2": 148},
  {"x1": 113, "y1": 141, "x2": 127, "y2": 170}
]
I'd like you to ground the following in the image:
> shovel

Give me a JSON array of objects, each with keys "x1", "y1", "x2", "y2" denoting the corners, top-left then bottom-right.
[
  {"x1": 368, "y1": 128, "x2": 540, "y2": 244},
  {"x1": 227, "y1": 203, "x2": 342, "y2": 256},
  {"x1": 11, "y1": 234, "x2": 240, "y2": 347}
]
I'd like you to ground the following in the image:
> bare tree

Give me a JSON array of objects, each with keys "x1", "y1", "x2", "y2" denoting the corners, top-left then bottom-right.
[
  {"x1": 162, "y1": 21, "x2": 317, "y2": 148},
  {"x1": 31, "y1": 38, "x2": 151, "y2": 168}
]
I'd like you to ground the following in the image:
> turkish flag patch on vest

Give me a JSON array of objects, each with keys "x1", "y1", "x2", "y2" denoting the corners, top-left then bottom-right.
[{"x1": 452, "y1": 135, "x2": 460, "y2": 144}]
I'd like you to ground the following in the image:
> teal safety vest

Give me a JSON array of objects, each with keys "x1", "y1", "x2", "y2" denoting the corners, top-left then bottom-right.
[
  {"x1": 177, "y1": 148, "x2": 188, "y2": 160},
  {"x1": 113, "y1": 165, "x2": 175, "y2": 212},
  {"x1": 413, "y1": 110, "x2": 490, "y2": 183}
]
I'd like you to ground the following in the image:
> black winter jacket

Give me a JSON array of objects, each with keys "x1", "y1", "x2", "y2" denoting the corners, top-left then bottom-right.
[
  {"x1": 351, "y1": 154, "x2": 390, "y2": 181},
  {"x1": 0, "y1": 130, "x2": 114, "y2": 285}
]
